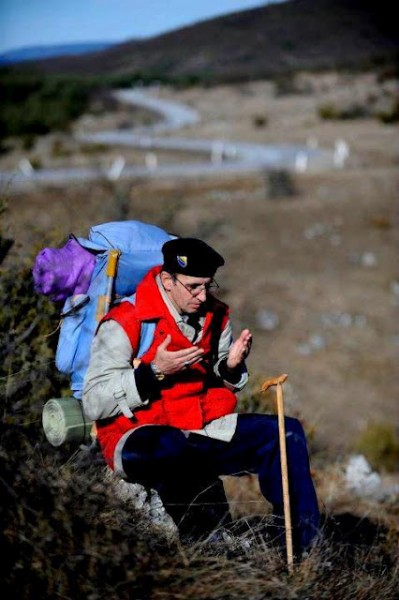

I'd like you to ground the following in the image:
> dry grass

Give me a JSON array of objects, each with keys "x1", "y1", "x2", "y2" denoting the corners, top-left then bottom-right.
[{"x1": 2, "y1": 436, "x2": 398, "y2": 599}]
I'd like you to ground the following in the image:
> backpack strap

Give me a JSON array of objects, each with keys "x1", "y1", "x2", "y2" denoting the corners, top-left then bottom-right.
[
  {"x1": 137, "y1": 321, "x2": 156, "y2": 358},
  {"x1": 100, "y1": 296, "x2": 156, "y2": 358}
]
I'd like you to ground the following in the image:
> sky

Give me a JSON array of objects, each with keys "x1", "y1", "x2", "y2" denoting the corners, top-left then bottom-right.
[{"x1": 0, "y1": 0, "x2": 284, "y2": 55}]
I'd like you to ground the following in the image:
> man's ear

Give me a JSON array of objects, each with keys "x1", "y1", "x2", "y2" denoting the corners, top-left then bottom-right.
[{"x1": 161, "y1": 271, "x2": 173, "y2": 292}]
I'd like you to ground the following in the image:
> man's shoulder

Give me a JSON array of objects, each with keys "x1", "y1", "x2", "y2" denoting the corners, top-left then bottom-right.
[
  {"x1": 103, "y1": 300, "x2": 138, "y2": 326},
  {"x1": 101, "y1": 300, "x2": 145, "y2": 349}
]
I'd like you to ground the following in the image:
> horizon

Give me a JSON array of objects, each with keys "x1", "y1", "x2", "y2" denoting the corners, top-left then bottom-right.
[{"x1": 0, "y1": 0, "x2": 286, "y2": 56}]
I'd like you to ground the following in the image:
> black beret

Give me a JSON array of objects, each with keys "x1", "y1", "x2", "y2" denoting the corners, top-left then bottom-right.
[{"x1": 162, "y1": 238, "x2": 224, "y2": 278}]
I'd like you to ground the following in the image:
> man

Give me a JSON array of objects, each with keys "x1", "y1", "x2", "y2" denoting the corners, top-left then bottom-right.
[{"x1": 83, "y1": 237, "x2": 319, "y2": 553}]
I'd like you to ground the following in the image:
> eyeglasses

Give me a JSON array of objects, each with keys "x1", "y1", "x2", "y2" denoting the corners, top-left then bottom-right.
[{"x1": 173, "y1": 276, "x2": 219, "y2": 297}]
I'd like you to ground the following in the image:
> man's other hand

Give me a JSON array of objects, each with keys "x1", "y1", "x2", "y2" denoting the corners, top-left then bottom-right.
[{"x1": 226, "y1": 329, "x2": 252, "y2": 370}]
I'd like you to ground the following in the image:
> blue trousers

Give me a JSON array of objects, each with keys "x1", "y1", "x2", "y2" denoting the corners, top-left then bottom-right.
[{"x1": 121, "y1": 414, "x2": 320, "y2": 551}]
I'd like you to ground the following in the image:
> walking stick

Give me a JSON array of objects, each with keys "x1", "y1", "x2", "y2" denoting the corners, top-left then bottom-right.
[{"x1": 261, "y1": 373, "x2": 294, "y2": 573}]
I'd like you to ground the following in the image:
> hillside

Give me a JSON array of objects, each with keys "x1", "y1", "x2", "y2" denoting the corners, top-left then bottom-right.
[
  {"x1": 1, "y1": 70, "x2": 398, "y2": 598},
  {"x1": 31, "y1": 0, "x2": 398, "y2": 81},
  {"x1": 0, "y1": 42, "x2": 116, "y2": 66}
]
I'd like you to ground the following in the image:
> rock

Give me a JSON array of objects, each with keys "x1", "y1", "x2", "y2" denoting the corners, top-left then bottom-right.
[
  {"x1": 296, "y1": 333, "x2": 326, "y2": 355},
  {"x1": 361, "y1": 252, "x2": 377, "y2": 267},
  {"x1": 104, "y1": 468, "x2": 178, "y2": 538},
  {"x1": 344, "y1": 454, "x2": 381, "y2": 497},
  {"x1": 320, "y1": 312, "x2": 367, "y2": 329},
  {"x1": 256, "y1": 309, "x2": 280, "y2": 331}
]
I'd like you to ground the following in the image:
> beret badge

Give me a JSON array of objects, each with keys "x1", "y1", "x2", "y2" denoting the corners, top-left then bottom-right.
[{"x1": 177, "y1": 255, "x2": 188, "y2": 268}]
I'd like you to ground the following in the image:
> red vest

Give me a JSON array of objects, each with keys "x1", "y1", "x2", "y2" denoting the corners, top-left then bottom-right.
[{"x1": 96, "y1": 266, "x2": 237, "y2": 469}]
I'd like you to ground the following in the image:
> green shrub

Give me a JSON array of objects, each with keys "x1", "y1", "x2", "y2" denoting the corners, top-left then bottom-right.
[
  {"x1": 51, "y1": 139, "x2": 71, "y2": 158},
  {"x1": 318, "y1": 102, "x2": 369, "y2": 120},
  {"x1": 377, "y1": 98, "x2": 399, "y2": 124},
  {"x1": 274, "y1": 73, "x2": 297, "y2": 96},
  {"x1": 266, "y1": 169, "x2": 296, "y2": 199},
  {"x1": 252, "y1": 114, "x2": 268, "y2": 128},
  {"x1": 0, "y1": 70, "x2": 94, "y2": 141},
  {"x1": 0, "y1": 205, "x2": 69, "y2": 428},
  {"x1": 354, "y1": 422, "x2": 399, "y2": 472},
  {"x1": 22, "y1": 134, "x2": 36, "y2": 151},
  {"x1": 318, "y1": 98, "x2": 399, "y2": 124}
]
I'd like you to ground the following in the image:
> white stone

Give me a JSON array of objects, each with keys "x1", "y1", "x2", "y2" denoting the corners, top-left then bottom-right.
[
  {"x1": 104, "y1": 468, "x2": 178, "y2": 536},
  {"x1": 361, "y1": 252, "x2": 377, "y2": 267},
  {"x1": 345, "y1": 454, "x2": 381, "y2": 497},
  {"x1": 256, "y1": 309, "x2": 280, "y2": 331}
]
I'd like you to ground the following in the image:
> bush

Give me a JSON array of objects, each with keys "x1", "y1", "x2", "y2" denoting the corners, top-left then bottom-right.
[
  {"x1": 252, "y1": 114, "x2": 268, "y2": 128},
  {"x1": 318, "y1": 97, "x2": 399, "y2": 124},
  {"x1": 354, "y1": 422, "x2": 399, "y2": 472},
  {"x1": 377, "y1": 98, "x2": 399, "y2": 123},
  {"x1": 317, "y1": 102, "x2": 369, "y2": 120},
  {"x1": 0, "y1": 69, "x2": 95, "y2": 141},
  {"x1": 266, "y1": 169, "x2": 297, "y2": 199},
  {"x1": 0, "y1": 206, "x2": 68, "y2": 427}
]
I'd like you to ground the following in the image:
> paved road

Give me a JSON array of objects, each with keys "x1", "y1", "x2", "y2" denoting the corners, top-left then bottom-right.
[
  {"x1": 112, "y1": 88, "x2": 200, "y2": 133},
  {"x1": 1, "y1": 88, "x2": 333, "y2": 188}
]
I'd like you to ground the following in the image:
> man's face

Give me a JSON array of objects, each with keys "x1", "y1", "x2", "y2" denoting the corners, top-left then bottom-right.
[{"x1": 161, "y1": 272, "x2": 212, "y2": 314}]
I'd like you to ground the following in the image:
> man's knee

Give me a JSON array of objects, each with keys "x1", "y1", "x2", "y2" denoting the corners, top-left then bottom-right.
[
  {"x1": 285, "y1": 416, "x2": 306, "y2": 440},
  {"x1": 239, "y1": 413, "x2": 305, "y2": 438},
  {"x1": 284, "y1": 417, "x2": 310, "y2": 458},
  {"x1": 122, "y1": 425, "x2": 189, "y2": 480}
]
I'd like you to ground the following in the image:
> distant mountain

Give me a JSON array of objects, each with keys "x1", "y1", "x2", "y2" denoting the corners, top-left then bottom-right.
[
  {"x1": 0, "y1": 42, "x2": 116, "y2": 65},
  {"x1": 27, "y1": 0, "x2": 399, "y2": 81}
]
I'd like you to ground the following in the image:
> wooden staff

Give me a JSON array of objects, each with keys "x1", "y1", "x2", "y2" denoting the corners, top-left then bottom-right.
[{"x1": 261, "y1": 373, "x2": 293, "y2": 573}]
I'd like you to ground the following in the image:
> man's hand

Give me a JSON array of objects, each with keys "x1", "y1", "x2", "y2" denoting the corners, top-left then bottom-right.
[
  {"x1": 152, "y1": 334, "x2": 204, "y2": 376},
  {"x1": 226, "y1": 328, "x2": 252, "y2": 370}
]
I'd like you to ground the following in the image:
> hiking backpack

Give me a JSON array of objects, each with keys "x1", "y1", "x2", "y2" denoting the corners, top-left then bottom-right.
[{"x1": 33, "y1": 220, "x2": 174, "y2": 446}]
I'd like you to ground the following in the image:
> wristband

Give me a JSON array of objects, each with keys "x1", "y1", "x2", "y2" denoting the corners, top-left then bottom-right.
[{"x1": 219, "y1": 358, "x2": 241, "y2": 384}]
